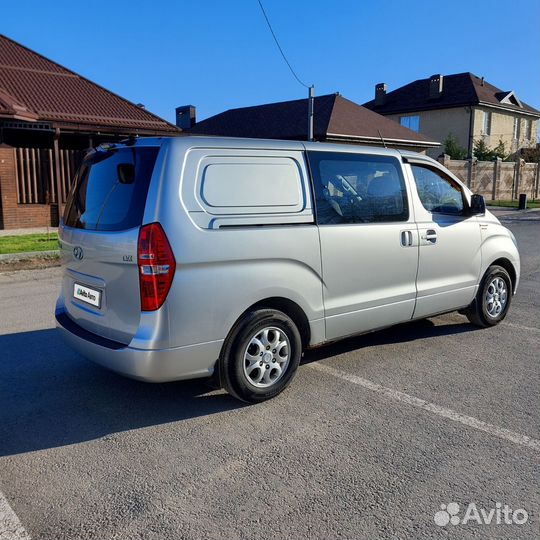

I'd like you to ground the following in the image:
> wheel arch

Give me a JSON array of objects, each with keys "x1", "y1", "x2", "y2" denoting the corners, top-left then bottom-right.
[
  {"x1": 223, "y1": 297, "x2": 311, "y2": 352},
  {"x1": 489, "y1": 257, "x2": 517, "y2": 293},
  {"x1": 247, "y1": 297, "x2": 311, "y2": 348}
]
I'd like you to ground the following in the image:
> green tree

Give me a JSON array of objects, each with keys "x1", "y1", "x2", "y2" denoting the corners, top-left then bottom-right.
[
  {"x1": 473, "y1": 138, "x2": 493, "y2": 161},
  {"x1": 492, "y1": 139, "x2": 508, "y2": 160},
  {"x1": 443, "y1": 133, "x2": 467, "y2": 159},
  {"x1": 473, "y1": 138, "x2": 509, "y2": 161}
]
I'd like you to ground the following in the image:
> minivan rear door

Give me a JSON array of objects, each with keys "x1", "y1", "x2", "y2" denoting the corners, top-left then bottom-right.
[{"x1": 60, "y1": 145, "x2": 160, "y2": 344}]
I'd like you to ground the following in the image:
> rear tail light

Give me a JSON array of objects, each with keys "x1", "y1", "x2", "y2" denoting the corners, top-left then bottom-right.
[{"x1": 137, "y1": 223, "x2": 176, "y2": 311}]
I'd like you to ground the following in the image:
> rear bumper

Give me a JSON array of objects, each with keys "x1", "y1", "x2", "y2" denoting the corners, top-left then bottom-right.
[{"x1": 55, "y1": 308, "x2": 222, "y2": 382}]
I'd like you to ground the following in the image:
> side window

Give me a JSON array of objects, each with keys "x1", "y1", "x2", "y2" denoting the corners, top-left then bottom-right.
[
  {"x1": 410, "y1": 165, "x2": 464, "y2": 215},
  {"x1": 307, "y1": 151, "x2": 409, "y2": 224}
]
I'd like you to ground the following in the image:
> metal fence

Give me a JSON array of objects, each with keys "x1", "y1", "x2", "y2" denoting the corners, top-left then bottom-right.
[{"x1": 14, "y1": 147, "x2": 85, "y2": 204}]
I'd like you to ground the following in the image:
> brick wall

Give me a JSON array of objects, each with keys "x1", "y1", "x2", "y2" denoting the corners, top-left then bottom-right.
[{"x1": 0, "y1": 145, "x2": 58, "y2": 229}]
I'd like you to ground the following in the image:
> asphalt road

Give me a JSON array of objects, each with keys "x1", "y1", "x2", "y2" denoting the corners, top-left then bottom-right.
[{"x1": 1, "y1": 214, "x2": 538, "y2": 540}]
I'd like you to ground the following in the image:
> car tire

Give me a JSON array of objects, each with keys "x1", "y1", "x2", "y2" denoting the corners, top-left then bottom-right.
[
  {"x1": 464, "y1": 265, "x2": 513, "y2": 328},
  {"x1": 220, "y1": 309, "x2": 302, "y2": 403}
]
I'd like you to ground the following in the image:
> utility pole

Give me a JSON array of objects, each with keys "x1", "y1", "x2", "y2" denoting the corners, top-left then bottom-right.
[
  {"x1": 308, "y1": 85, "x2": 314, "y2": 142},
  {"x1": 256, "y1": 1, "x2": 314, "y2": 141}
]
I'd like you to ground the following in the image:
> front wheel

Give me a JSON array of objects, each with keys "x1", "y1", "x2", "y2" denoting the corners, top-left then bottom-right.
[
  {"x1": 464, "y1": 265, "x2": 513, "y2": 327},
  {"x1": 220, "y1": 309, "x2": 302, "y2": 403}
]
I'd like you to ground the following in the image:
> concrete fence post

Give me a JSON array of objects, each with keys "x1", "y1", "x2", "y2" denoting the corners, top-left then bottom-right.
[
  {"x1": 467, "y1": 158, "x2": 476, "y2": 190},
  {"x1": 533, "y1": 162, "x2": 540, "y2": 199},
  {"x1": 440, "y1": 154, "x2": 451, "y2": 167},
  {"x1": 512, "y1": 159, "x2": 522, "y2": 200},
  {"x1": 492, "y1": 157, "x2": 502, "y2": 201}
]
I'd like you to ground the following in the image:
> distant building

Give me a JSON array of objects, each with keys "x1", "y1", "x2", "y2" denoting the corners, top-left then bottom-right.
[
  {"x1": 0, "y1": 34, "x2": 179, "y2": 229},
  {"x1": 363, "y1": 73, "x2": 540, "y2": 158},
  {"x1": 185, "y1": 93, "x2": 439, "y2": 152}
]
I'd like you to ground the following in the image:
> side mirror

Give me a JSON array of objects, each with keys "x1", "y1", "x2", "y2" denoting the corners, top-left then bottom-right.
[
  {"x1": 469, "y1": 193, "x2": 486, "y2": 216},
  {"x1": 117, "y1": 163, "x2": 135, "y2": 184}
]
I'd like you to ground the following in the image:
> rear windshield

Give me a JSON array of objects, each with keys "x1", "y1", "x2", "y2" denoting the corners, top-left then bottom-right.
[{"x1": 63, "y1": 146, "x2": 159, "y2": 231}]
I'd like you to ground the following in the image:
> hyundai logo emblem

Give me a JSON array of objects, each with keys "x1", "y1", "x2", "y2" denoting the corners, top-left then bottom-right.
[{"x1": 73, "y1": 246, "x2": 84, "y2": 260}]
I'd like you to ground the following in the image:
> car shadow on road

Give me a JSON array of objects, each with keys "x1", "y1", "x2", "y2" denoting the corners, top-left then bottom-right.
[
  {"x1": 0, "y1": 328, "x2": 243, "y2": 457},
  {"x1": 0, "y1": 317, "x2": 477, "y2": 457},
  {"x1": 302, "y1": 317, "x2": 477, "y2": 364}
]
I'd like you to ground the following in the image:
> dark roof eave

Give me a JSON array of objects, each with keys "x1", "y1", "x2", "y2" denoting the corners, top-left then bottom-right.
[
  {"x1": 0, "y1": 112, "x2": 40, "y2": 122},
  {"x1": 367, "y1": 102, "x2": 476, "y2": 115},
  {"x1": 49, "y1": 120, "x2": 180, "y2": 136},
  {"x1": 476, "y1": 101, "x2": 540, "y2": 118},
  {"x1": 369, "y1": 101, "x2": 540, "y2": 118}
]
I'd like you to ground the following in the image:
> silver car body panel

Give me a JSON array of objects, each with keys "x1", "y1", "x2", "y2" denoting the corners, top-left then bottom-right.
[{"x1": 56, "y1": 136, "x2": 520, "y2": 382}]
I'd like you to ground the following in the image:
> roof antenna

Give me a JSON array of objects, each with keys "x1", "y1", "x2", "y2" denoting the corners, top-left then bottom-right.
[
  {"x1": 308, "y1": 85, "x2": 315, "y2": 142},
  {"x1": 378, "y1": 129, "x2": 387, "y2": 148}
]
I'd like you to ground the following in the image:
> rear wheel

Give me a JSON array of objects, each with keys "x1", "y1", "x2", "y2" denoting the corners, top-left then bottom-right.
[
  {"x1": 464, "y1": 265, "x2": 512, "y2": 327},
  {"x1": 220, "y1": 309, "x2": 302, "y2": 403}
]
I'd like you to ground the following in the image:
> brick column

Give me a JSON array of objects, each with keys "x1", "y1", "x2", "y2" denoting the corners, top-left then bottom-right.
[{"x1": 0, "y1": 144, "x2": 18, "y2": 229}]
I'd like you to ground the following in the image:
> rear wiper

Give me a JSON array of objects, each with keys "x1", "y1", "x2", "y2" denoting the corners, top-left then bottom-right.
[{"x1": 94, "y1": 181, "x2": 119, "y2": 230}]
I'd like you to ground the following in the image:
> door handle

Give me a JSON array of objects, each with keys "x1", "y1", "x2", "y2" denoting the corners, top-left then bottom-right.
[
  {"x1": 400, "y1": 230, "x2": 414, "y2": 247},
  {"x1": 422, "y1": 229, "x2": 437, "y2": 244}
]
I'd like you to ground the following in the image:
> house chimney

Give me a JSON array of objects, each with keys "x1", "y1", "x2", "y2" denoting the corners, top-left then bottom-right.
[
  {"x1": 375, "y1": 83, "x2": 387, "y2": 106},
  {"x1": 429, "y1": 74, "x2": 443, "y2": 99},
  {"x1": 175, "y1": 105, "x2": 196, "y2": 129}
]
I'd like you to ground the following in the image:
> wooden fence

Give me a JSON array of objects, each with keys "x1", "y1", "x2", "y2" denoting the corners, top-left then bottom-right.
[{"x1": 14, "y1": 147, "x2": 85, "y2": 204}]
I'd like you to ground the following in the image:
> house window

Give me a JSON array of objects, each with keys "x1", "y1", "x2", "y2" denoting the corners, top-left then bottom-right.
[
  {"x1": 525, "y1": 119, "x2": 533, "y2": 140},
  {"x1": 513, "y1": 117, "x2": 521, "y2": 140},
  {"x1": 481, "y1": 111, "x2": 491, "y2": 135},
  {"x1": 399, "y1": 115, "x2": 420, "y2": 132}
]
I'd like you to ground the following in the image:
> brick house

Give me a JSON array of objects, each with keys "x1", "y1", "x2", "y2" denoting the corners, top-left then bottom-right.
[
  {"x1": 186, "y1": 93, "x2": 439, "y2": 152},
  {"x1": 363, "y1": 73, "x2": 540, "y2": 159},
  {"x1": 0, "y1": 34, "x2": 180, "y2": 229}
]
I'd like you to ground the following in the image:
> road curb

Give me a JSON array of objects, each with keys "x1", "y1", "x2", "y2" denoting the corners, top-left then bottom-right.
[
  {"x1": 487, "y1": 207, "x2": 540, "y2": 217},
  {"x1": 0, "y1": 250, "x2": 60, "y2": 263}
]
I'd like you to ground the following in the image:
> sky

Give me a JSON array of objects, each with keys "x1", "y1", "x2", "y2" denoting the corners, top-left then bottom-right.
[{"x1": 2, "y1": 0, "x2": 539, "y2": 124}]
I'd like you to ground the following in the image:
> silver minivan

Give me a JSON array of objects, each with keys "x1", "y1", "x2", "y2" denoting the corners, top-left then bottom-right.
[{"x1": 56, "y1": 136, "x2": 520, "y2": 402}]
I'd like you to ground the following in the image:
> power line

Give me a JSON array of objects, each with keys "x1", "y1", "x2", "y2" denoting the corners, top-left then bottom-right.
[{"x1": 256, "y1": 0, "x2": 311, "y2": 89}]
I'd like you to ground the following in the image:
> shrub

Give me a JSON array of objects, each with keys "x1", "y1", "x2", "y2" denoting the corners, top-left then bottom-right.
[
  {"x1": 443, "y1": 133, "x2": 467, "y2": 159},
  {"x1": 473, "y1": 138, "x2": 508, "y2": 161}
]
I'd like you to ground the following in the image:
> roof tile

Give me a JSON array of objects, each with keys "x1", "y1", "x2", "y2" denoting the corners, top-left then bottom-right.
[
  {"x1": 363, "y1": 72, "x2": 540, "y2": 116},
  {"x1": 0, "y1": 34, "x2": 179, "y2": 133},
  {"x1": 190, "y1": 93, "x2": 437, "y2": 145}
]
